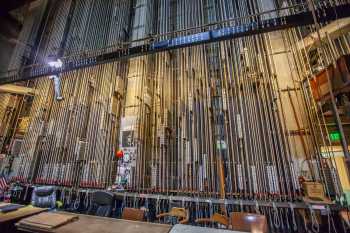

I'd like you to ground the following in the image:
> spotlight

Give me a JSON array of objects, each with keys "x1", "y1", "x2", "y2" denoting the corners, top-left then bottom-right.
[{"x1": 47, "y1": 55, "x2": 63, "y2": 68}]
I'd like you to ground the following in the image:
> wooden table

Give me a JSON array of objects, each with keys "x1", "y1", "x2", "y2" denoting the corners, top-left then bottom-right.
[{"x1": 18, "y1": 212, "x2": 172, "y2": 233}]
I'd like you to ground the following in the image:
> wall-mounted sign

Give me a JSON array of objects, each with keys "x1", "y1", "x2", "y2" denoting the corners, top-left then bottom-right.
[{"x1": 329, "y1": 131, "x2": 341, "y2": 142}]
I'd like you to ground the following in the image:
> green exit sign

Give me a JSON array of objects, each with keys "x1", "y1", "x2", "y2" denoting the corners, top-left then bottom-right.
[{"x1": 329, "y1": 131, "x2": 341, "y2": 142}]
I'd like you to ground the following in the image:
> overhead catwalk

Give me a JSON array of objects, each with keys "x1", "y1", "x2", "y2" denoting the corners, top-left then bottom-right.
[
  {"x1": 1, "y1": 2, "x2": 350, "y2": 84},
  {"x1": 0, "y1": 0, "x2": 349, "y2": 232}
]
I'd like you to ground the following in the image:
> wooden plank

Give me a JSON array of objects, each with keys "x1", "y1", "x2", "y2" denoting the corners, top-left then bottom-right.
[
  {"x1": 0, "y1": 204, "x2": 47, "y2": 223},
  {"x1": 0, "y1": 84, "x2": 35, "y2": 95},
  {"x1": 18, "y1": 212, "x2": 78, "y2": 230}
]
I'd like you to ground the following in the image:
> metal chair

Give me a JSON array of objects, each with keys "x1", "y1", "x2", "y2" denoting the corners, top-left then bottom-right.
[
  {"x1": 87, "y1": 191, "x2": 115, "y2": 217},
  {"x1": 31, "y1": 186, "x2": 56, "y2": 209}
]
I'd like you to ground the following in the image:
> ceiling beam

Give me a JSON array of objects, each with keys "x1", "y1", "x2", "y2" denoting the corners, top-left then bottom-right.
[
  {"x1": 0, "y1": 84, "x2": 35, "y2": 95},
  {"x1": 1, "y1": 3, "x2": 350, "y2": 85},
  {"x1": 298, "y1": 17, "x2": 350, "y2": 50}
]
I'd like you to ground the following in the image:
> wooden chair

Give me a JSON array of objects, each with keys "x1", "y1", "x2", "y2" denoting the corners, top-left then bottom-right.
[
  {"x1": 122, "y1": 207, "x2": 145, "y2": 221},
  {"x1": 230, "y1": 212, "x2": 268, "y2": 233},
  {"x1": 156, "y1": 207, "x2": 189, "y2": 224},
  {"x1": 195, "y1": 213, "x2": 229, "y2": 228},
  {"x1": 340, "y1": 210, "x2": 350, "y2": 229}
]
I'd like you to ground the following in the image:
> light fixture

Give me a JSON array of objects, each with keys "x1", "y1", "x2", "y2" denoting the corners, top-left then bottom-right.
[
  {"x1": 47, "y1": 55, "x2": 63, "y2": 68},
  {"x1": 47, "y1": 55, "x2": 63, "y2": 101}
]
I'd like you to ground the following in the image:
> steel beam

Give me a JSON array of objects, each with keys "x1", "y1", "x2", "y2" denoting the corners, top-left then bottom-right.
[{"x1": 0, "y1": 84, "x2": 35, "y2": 95}]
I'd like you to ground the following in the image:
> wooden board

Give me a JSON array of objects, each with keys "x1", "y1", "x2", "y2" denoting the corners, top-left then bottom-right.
[
  {"x1": 0, "y1": 204, "x2": 47, "y2": 223},
  {"x1": 18, "y1": 212, "x2": 78, "y2": 230}
]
